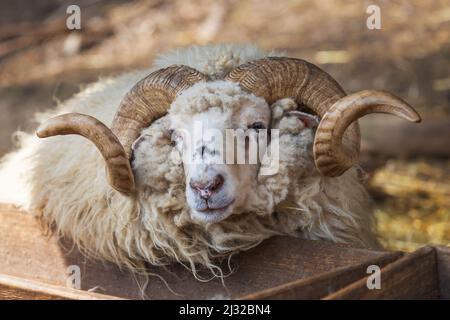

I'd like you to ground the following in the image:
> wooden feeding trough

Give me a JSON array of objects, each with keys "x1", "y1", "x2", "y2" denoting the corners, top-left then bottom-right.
[{"x1": 0, "y1": 203, "x2": 448, "y2": 300}]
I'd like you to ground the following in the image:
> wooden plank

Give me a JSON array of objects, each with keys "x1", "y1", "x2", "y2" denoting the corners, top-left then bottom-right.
[
  {"x1": 435, "y1": 246, "x2": 450, "y2": 299},
  {"x1": 0, "y1": 274, "x2": 121, "y2": 300},
  {"x1": 241, "y1": 251, "x2": 402, "y2": 300},
  {"x1": 324, "y1": 246, "x2": 440, "y2": 299},
  {"x1": 0, "y1": 204, "x2": 399, "y2": 299}
]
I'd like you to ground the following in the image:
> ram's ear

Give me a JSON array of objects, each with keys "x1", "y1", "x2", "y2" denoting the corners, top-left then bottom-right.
[{"x1": 286, "y1": 111, "x2": 319, "y2": 129}]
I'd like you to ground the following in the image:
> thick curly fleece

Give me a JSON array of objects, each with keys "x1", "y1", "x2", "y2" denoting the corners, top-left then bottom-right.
[{"x1": 0, "y1": 44, "x2": 379, "y2": 278}]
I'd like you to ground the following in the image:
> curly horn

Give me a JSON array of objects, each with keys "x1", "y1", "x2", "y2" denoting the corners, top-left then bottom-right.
[
  {"x1": 36, "y1": 113, "x2": 134, "y2": 194},
  {"x1": 225, "y1": 57, "x2": 421, "y2": 176},
  {"x1": 37, "y1": 65, "x2": 207, "y2": 194},
  {"x1": 111, "y1": 65, "x2": 208, "y2": 159},
  {"x1": 313, "y1": 90, "x2": 421, "y2": 176}
]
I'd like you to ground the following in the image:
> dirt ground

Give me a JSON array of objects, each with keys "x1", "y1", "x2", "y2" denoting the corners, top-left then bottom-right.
[{"x1": 0, "y1": 0, "x2": 449, "y2": 251}]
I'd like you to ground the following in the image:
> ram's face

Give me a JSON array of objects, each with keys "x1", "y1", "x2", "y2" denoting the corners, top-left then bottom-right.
[{"x1": 168, "y1": 82, "x2": 271, "y2": 223}]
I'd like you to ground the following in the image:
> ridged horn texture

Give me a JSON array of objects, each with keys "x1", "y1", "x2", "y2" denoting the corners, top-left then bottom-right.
[
  {"x1": 36, "y1": 113, "x2": 134, "y2": 194},
  {"x1": 225, "y1": 57, "x2": 421, "y2": 176},
  {"x1": 111, "y1": 65, "x2": 208, "y2": 159},
  {"x1": 314, "y1": 90, "x2": 421, "y2": 176}
]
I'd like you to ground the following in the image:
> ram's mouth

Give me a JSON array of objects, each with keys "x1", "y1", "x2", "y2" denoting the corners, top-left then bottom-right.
[{"x1": 191, "y1": 199, "x2": 235, "y2": 223}]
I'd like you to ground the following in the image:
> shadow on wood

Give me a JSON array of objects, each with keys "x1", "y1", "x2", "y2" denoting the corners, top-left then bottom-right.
[
  {"x1": 1, "y1": 203, "x2": 449, "y2": 299},
  {"x1": 0, "y1": 203, "x2": 401, "y2": 300}
]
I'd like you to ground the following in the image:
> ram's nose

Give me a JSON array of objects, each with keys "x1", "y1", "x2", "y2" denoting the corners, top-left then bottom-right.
[{"x1": 189, "y1": 174, "x2": 224, "y2": 200}]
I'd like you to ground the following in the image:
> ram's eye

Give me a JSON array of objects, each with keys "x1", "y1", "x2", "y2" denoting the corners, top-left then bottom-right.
[{"x1": 249, "y1": 122, "x2": 266, "y2": 130}]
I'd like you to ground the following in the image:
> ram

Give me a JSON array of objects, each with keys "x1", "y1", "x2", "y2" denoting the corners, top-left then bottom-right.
[{"x1": 0, "y1": 44, "x2": 420, "y2": 277}]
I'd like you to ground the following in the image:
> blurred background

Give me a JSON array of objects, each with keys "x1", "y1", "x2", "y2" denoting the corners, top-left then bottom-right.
[{"x1": 0, "y1": 0, "x2": 449, "y2": 251}]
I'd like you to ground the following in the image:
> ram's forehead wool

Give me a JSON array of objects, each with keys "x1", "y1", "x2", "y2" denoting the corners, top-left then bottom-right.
[
  {"x1": 0, "y1": 43, "x2": 406, "y2": 279},
  {"x1": 169, "y1": 80, "x2": 268, "y2": 116}
]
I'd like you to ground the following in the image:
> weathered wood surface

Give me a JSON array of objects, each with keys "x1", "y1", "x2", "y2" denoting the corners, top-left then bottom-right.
[
  {"x1": 325, "y1": 246, "x2": 450, "y2": 299},
  {"x1": 0, "y1": 274, "x2": 121, "y2": 300},
  {"x1": 242, "y1": 252, "x2": 401, "y2": 300},
  {"x1": 0, "y1": 203, "x2": 398, "y2": 300},
  {"x1": 436, "y1": 246, "x2": 450, "y2": 300}
]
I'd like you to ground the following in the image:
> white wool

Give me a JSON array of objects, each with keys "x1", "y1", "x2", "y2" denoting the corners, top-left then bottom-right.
[
  {"x1": 169, "y1": 80, "x2": 268, "y2": 119},
  {"x1": 0, "y1": 44, "x2": 379, "y2": 278}
]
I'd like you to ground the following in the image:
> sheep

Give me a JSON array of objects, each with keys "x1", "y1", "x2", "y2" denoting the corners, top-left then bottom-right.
[{"x1": 0, "y1": 44, "x2": 420, "y2": 278}]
